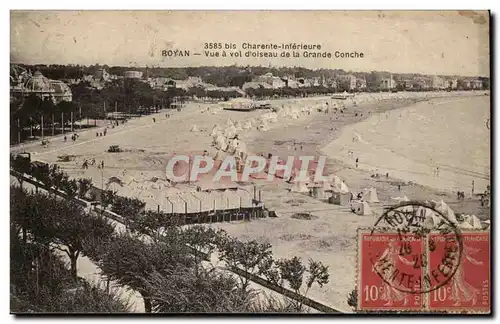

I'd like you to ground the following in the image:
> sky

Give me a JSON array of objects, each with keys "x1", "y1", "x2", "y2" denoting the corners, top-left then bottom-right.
[{"x1": 10, "y1": 10, "x2": 490, "y2": 77}]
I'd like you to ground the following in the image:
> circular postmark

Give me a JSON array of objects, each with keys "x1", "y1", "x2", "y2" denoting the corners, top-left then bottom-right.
[{"x1": 367, "y1": 200, "x2": 463, "y2": 295}]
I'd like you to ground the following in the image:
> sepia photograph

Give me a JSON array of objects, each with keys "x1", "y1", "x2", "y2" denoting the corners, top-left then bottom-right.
[{"x1": 9, "y1": 10, "x2": 491, "y2": 315}]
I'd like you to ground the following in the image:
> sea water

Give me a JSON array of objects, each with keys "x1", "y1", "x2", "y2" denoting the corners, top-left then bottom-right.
[{"x1": 323, "y1": 95, "x2": 490, "y2": 194}]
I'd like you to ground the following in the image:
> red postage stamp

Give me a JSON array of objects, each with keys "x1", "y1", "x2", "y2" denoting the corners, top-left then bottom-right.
[
  {"x1": 427, "y1": 231, "x2": 490, "y2": 313},
  {"x1": 358, "y1": 231, "x2": 424, "y2": 311}
]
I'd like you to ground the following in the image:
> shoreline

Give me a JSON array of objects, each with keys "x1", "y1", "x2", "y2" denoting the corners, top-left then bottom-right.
[{"x1": 243, "y1": 92, "x2": 490, "y2": 219}]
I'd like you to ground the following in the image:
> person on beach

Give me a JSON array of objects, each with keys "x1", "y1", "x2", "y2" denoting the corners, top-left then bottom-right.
[
  {"x1": 386, "y1": 172, "x2": 389, "y2": 178},
  {"x1": 91, "y1": 158, "x2": 96, "y2": 166},
  {"x1": 64, "y1": 135, "x2": 67, "y2": 142},
  {"x1": 356, "y1": 157, "x2": 359, "y2": 168},
  {"x1": 436, "y1": 167, "x2": 440, "y2": 177},
  {"x1": 153, "y1": 118, "x2": 156, "y2": 123},
  {"x1": 104, "y1": 128, "x2": 107, "y2": 136},
  {"x1": 398, "y1": 184, "x2": 401, "y2": 191}
]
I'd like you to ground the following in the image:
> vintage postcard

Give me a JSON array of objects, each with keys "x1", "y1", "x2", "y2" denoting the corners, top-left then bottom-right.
[{"x1": 9, "y1": 10, "x2": 490, "y2": 315}]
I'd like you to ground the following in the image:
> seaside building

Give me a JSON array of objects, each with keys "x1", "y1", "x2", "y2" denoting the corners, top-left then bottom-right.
[
  {"x1": 470, "y1": 79, "x2": 483, "y2": 89},
  {"x1": 94, "y1": 68, "x2": 110, "y2": 82},
  {"x1": 431, "y1": 76, "x2": 447, "y2": 90},
  {"x1": 148, "y1": 77, "x2": 174, "y2": 91},
  {"x1": 401, "y1": 79, "x2": 414, "y2": 90},
  {"x1": 296, "y1": 78, "x2": 312, "y2": 88},
  {"x1": 323, "y1": 78, "x2": 338, "y2": 89},
  {"x1": 309, "y1": 77, "x2": 321, "y2": 87},
  {"x1": 170, "y1": 77, "x2": 203, "y2": 90},
  {"x1": 338, "y1": 74, "x2": 357, "y2": 91},
  {"x1": 446, "y1": 78, "x2": 458, "y2": 90},
  {"x1": 457, "y1": 78, "x2": 483, "y2": 90},
  {"x1": 253, "y1": 73, "x2": 286, "y2": 89},
  {"x1": 412, "y1": 77, "x2": 431, "y2": 90},
  {"x1": 123, "y1": 70, "x2": 144, "y2": 79},
  {"x1": 242, "y1": 81, "x2": 273, "y2": 91},
  {"x1": 280, "y1": 76, "x2": 297, "y2": 88},
  {"x1": 379, "y1": 75, "x2": 396, "y2": 90},
  {"x1": 356, "y1": 77, "x2": 367, "y2": 90},
  {"x1": 10, "y1": 70, "x2": 72, "y2": 104}
]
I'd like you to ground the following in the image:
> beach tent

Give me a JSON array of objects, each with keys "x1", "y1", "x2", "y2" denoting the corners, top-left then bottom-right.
[
  {"x1": 310, "y1": 185, "x2": 326, "y2": 199},
  {"x1": 362, "y1": 187, "x2": 380, "y2": 203},
  {"x1": 458, "y1": 218, "x2": 474, "y2": 230},
  {"x1": 190, "y1": 124, "x2": 199, "y2": 132},
  {"x1": 435, "y1": 200, "x2": 458, "y2": 224},
  {"x1": 328, "y1": 174, "x2": 342, "y2": 188},
  {"x1": 423, "y1": 209, "x2": 442, "y2": 228},
  {"x1": 215, "y1": 136, "x2": 228, "y2": 151},
  {"x1": 242, "y1": 120, "x2": 253, "y2": 130},
  {"x1": 291, "y1": 181, "x2": 309, "y2": 193},
  {"x1": 234, "y1": 121, "x2": 243, "y2": 131},
  {"x1": 330, "y1": 181, "x2": 351, "y2": 206},
  {"x1": 339, "y1": 181, "x2": 350, "y2": 193},
  {"x1": 321, "y1": 181, "x2": 332, "y2": 192},
  {"x1": 391, "y1": 196, "x2": 409, "y2": 202},
  {"x1": 234, "y1": 142, "x2": 248, "y2": 161},
  {"x1": 351, "y1": 200, "x2": 372, "y2": 216},
  {"x1": 329, "y1": 190, "x2": 351, "y2": 206},
  {"x1": 468, "y1": 215, "x2": 482, "y2": 229},
  {"x1": 210, "y1": 125, "x2": 222, "y2": 137},
  {"x1": 257, "y1": 119, "x2": 270, "y2": 132},
  {"x1": 227, "y1": 138, "x2": 239, "y2": 154},
  {"x1": 224, "y1": 125, "x2": 238, "y2": 138}
]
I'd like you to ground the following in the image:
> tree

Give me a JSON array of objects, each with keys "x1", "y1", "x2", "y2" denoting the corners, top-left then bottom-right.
[
  {"x1": 181, "y1": 225, "x2": 221, "y2": 270},
  {"x1": 216, "y1": 234, "x2": 274, "y2": 294},
  {"x1": 9, "y1": 188, "x2": 115, "y2": 282},
  {"x1": 347, "y1": 288, "x2": 357, "y2": 310},
  {"x1": 30, "y1": 162, "x2": 51, "y2": 189},
  {"x1": 48, "y1": 164, "x2": 66, "y2": 195},
  {"x1": 100, "y1": 189, "x2": 117, "y2": 210},
  {"x1": 110, "y1": 195, "x2": 145, "y2": 220},
  {"x1": 50, "y1": 281, "x2": 130, "y2": 313},
  {"x1": 60, "y1": 178, "x2": 79, "y2": 199},
  {"x1": 48, "y1": 198, "x2": 116, "y2": 281},
  {"x1": 98, "y1": 234, "x2": 195, "y2": 313},
  {"x1": 77, "y1": 178, "x2": 93, "y2": 199},
  {"x1": 10, "y1": 154, "x2": 31, "y2": 189},
  {"x1": 10, "y1": 187, "x2": 31, "y2": 244},
  {"x1": 272, "y1": 257, "x2": 329, "y2": 312},
  {"x1": 10, "y1": 224, "x2": 128, "y2": 313},
  {"x1": 144, "y1": 267, "x2": 251, "y2": 313}
]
